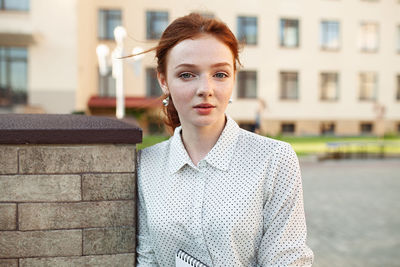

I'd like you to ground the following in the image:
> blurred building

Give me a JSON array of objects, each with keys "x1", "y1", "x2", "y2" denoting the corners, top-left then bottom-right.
[
  {"x1": 0, "y1": 0, "x2": 77, "y2": 114},
  {"x1": 1, "y1": 0, "x2": 400, "y2": 136}
]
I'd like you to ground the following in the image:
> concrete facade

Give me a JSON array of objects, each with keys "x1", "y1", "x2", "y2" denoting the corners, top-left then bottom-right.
[
  {"x1": 2, "y1": 0, "x2": 400, "y2": 135},
  {"x1": 76, "y1": 0, "x2": 400, "y2": 136},
  {"x1": 0, "y1": 0, "x2": 78, "y2": 113}
]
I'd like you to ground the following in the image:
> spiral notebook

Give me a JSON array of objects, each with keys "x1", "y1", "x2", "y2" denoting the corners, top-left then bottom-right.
[{"x1": 176, "y1": 249, "x2": 208, "y2": 267}]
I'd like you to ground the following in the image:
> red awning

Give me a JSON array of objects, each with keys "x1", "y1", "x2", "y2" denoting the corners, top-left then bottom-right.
[{"x1": 88, "y1": 96, "x2": 162, "y2": 109}]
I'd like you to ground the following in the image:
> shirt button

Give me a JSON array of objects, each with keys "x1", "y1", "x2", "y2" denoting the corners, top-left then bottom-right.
[{"x1": 195, "y1": 237, "x2": 203, "y2": 244}]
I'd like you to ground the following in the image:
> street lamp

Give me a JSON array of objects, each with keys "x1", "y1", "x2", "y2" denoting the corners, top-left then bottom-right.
[
  {"x1": 96, "y1": 26, "x2": 144, "y2": 119},
  {"x1": 112, "y1": 26, "x2": 127, "y2": 119},
  {"x1": 96, "y1": 25, "x2": 126, "y2": 119}
]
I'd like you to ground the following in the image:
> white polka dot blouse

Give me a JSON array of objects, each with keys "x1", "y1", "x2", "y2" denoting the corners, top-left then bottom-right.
[{"x1": 136, "y1": 115, "x2": 314, "y2": 266}]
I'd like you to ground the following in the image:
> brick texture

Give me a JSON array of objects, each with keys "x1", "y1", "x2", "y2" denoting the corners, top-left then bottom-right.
[
  {"x1": 82, "y1": 173, "x2": 135, "y2": 201},
  {"x1": 0, "y1": 146, "x2": 18, "y2": 175},
  {"x1": 0, "y1": 259, "x2": 18, "y2": 267},
  {"x1": 20, "y1": 254, "x2": 135, "y2": 267},
  {"x1": 0, "y1": 230, "x2": 82, "y2": 258},
  {"x1": 83, "y1": 227, "x2": 135, "y2": 255},
  {"x1": 0, "y1": 204, "x2": 16, "y2": 230},
  {"x1": 19, "y1": 145, "x2": 135, "y2": 174},
  {"x1": 19, "y1": 201, "x2": 134, "y2": 230},
  {"x1": 0, "y1": 175, "x2": 81, "y2": 202}
]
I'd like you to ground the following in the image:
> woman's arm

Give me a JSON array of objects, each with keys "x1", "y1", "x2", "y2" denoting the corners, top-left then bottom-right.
[{"x1": 257, "y1": 143, "x2": 314, "y2": 266}]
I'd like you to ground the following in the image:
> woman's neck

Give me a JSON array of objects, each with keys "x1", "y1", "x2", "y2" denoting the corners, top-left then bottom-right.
[{"x1": 180, "y1": 116, "x2": 226, "y2": 166}]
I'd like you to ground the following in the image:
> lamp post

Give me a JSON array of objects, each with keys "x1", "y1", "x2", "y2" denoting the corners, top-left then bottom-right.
[
  {"x1": 112, "y1": 26, "x2": 127, "y2": 119},
  {"x1": 96, "y1": 26, "x2": 144, "y2": 119},
  {"x1": 96, "y1": 26, "x2": 127, "y2": 119}
]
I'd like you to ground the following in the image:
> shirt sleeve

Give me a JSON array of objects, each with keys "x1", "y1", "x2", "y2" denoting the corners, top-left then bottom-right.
[
  {"x1": 136, "y1": 151, "x2": 160, "y2": 267},
  {"x1": 257, "y1": 143, "x2": 314, "y2": 267}
]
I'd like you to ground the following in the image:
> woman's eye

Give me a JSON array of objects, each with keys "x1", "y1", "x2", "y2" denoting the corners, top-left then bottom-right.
[
  {"x1": 214, "y1": 72, "x2": 228, "y2": 78},
  {"x1": 179, "y1": 72, "x2": 194, "y2": 79}
]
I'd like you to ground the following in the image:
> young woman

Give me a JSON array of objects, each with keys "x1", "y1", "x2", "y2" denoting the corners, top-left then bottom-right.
[{"x1": 136, "y1": 13, "x2": 314, "y2": 266}]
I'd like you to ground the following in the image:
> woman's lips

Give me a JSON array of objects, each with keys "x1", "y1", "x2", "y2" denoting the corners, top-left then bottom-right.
[{"x1": 193, "y1": 103, "x2": 215, "y2": 115}]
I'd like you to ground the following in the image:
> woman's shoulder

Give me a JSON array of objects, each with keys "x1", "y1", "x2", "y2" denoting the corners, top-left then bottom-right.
[
  {"x1": 140, "y1": 138, "x2": 170, "y2": 159},
  {"x1": 237, "y1": 128, "x2": 294, "y2": 155}
]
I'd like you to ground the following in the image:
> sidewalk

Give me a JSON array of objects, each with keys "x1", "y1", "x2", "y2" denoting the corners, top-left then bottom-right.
[{"x1": 301, "y1": 159, "x2": 400, "y2": 267}]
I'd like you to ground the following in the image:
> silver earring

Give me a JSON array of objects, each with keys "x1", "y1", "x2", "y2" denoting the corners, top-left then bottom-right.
[
  {"x1": 228, "y1": 98, "x2": 233, "y2": 104},
  {"x1": 162, "y1": 96, "x2": 170, "y2": 106}
]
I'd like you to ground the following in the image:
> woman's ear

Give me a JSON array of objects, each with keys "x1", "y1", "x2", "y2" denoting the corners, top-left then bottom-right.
[{"x1": 157, "y1": 71, "x2": 169, "y2": 95}]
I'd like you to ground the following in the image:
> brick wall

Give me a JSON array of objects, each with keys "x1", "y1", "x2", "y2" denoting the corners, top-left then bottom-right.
[{"x1": 0, "y1": 114, "x2": 142, "y2": 267}]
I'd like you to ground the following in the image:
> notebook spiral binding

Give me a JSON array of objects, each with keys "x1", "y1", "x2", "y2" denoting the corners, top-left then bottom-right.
[{"x1": 176, "y1": 249, "x2": 208, "y2": 267}]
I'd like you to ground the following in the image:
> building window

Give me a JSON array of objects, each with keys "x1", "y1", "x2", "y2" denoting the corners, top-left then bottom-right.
[
  {"x1": 280, "y1": 72, "x2": 298, "y2": 100},
  {"x1": 359, "y1": 72, "x2": 377, "y2": 100},
  {"x1": 280, "y1": 19, "x2": 299, "y2": 48},
  {"x1": 237, "y1": 16, "x2": 258, "y2": 45},
  {"x1": 359, "y1": 22, "x2": 379, "y2": 52},
  {"x1": 0, "y1": 47, "x2": 28, "y2": 107},
  {"x1": 320, "y1": 73, "x2": 339, "y2": 100},
  {"x1": 360, "y1": 122, "x2": 373, "y2": 135},
  {"x1": 146, "y1": 68, "x2": 162, "y2": 97},
  {"x1": 321, "y1": 122, "x2": 335, "y2": 135},
  {"x1": 98, "y1": 9, "x2": 122, "y2": 40},
  {"x1": 98, "y1": 69, "x2": 115, "y2": 97},
  {"x1": 237, "y1": 71, "x2": 257, "y2": 99},
  {"x1": 281, "y1": 123, "x2": 295, "y2": 134},
  {"x1": 146, "y1": 11, "x2": 169, "y2": 40},
  {"x1": 397, "y1": 25, "x2": 400, "y2": 53},
  {"x1": 397, "y1": 75, "x2": 400, "y2": 101},
  {"x1": 0, "y1": 0, "x2": 29, "y2": 11},
  {"x1": 320, "y1": 21, "x2": 340, "y2": 50}
]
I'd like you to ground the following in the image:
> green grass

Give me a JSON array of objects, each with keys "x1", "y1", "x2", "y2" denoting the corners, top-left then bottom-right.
[
  {"x1": 273, "y1": 135, "x2": 400, "y2": 156},
  {"x1": 139, "y1": 134, "x2": 400, "y2": 157},
  {"x1": 137, "y1": 135, "x2": 169, "y2": 150}
]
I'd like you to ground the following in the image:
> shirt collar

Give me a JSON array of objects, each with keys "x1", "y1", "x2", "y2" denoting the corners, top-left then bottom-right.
[{"x1": 168, "y1": 115, "x2": 240, "y2": 174}]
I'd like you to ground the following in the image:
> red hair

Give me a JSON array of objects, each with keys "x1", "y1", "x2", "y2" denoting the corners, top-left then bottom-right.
[{"x1": 136, "y1": 13, "x2": 241, "y2": 131}]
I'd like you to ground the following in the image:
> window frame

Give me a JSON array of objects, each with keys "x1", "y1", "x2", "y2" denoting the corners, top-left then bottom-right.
[
  {"x1": 359, "y1": 21, "x2": 379, "y2": 53},
  {"x1": 320, "y1": 72, "x2": 339, "y2": 101},
  {"x1": 0, "y1": 0, "x2": 29, "y2": 11},
  {"x1": 280, "y1": 71, "x2": 299, "y2": 100},
  {"x1": 0, "y1": 46, "x2": 28, "y2": 107},
  {"x1": 320, "y1": 122, "x2": 336, "y2": 135},
  {"x1": 397, "y1": 25, "x2": 400, "y2": 53},
  {"x1": 237, "y1": 70, "x2": 258, "y2": 99},
  {"x1": 281, "y1": 123, "x2": 296, "y2": 135},
  {"x1": 396, "y1": 75, "x2": 400, "y2": 101},
  {"x1": 359, "y1": 72, "x2": 378, "y2": 101},
  {"x1": 98, "y1": 67, "x2": 115, "y2": 97},
  {"x1": 360, "y1": 122, "x2": 374, "y2": 135},
  {"x1": 280, "y1": 18, "x2": 300, "y2": 48},
  {"x1": 98, "y1": 9, "x2": 122, "y2": 40},
  {"x1": 237, "y1": 16, "x2": 258, "y2": 45},
  {"x1": 146, "y1": 11, "x2": 169, "y2": 40},
  {"x1": 320, "y1": 20, "x2": 340, "y2": 51},
  {"x1": 146, "y1": 67, "x2": 162, "y2": 97}
]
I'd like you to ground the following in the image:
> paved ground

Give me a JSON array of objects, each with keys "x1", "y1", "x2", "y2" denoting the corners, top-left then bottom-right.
[{"x1": 300, "y1": 158, "x2": 400, "y2": 267}]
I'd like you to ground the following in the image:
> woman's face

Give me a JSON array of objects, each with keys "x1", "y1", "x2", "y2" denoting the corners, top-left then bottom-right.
[{"x1": 158, "y1": 34, "x2": 235, "y2": 131}]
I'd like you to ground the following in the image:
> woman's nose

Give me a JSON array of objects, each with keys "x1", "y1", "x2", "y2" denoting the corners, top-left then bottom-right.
[{"x1": 197, "y1": 76, "x2": 213, "y2": 97}]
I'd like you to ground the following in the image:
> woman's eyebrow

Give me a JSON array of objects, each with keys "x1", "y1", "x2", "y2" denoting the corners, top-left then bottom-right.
[{"x1": 174, "y1": 62, "x2": 232, "y2": 69}]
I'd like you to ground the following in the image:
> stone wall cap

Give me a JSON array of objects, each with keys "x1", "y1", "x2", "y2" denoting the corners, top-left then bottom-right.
[{"x1": 0, "y1": 114, "x2": 142, "y2": 144}]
